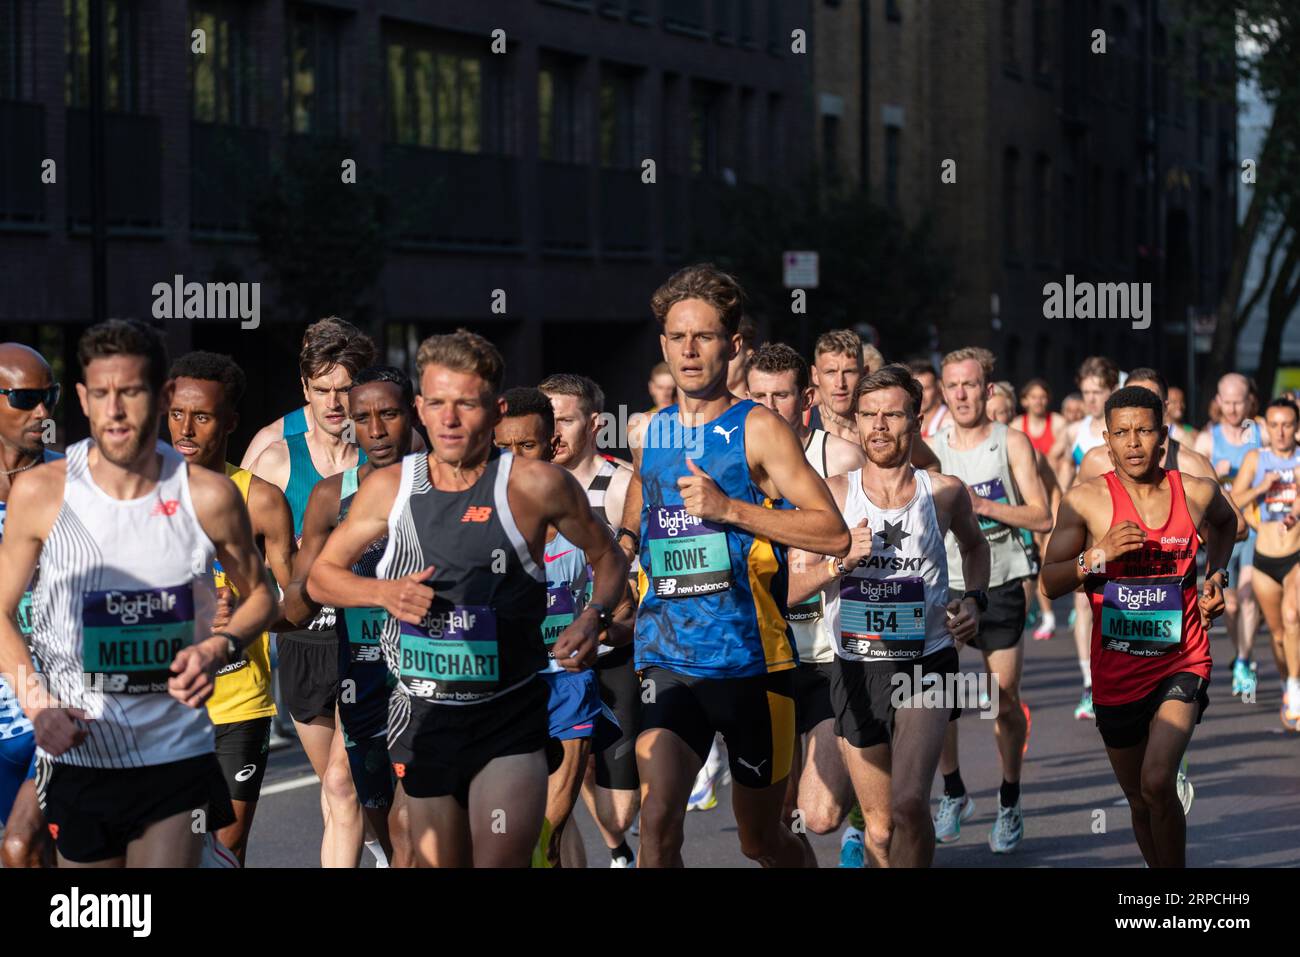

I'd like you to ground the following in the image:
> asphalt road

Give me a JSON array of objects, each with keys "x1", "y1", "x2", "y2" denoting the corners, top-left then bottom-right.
[{"x1": 246, "y1": 616, "x2": 1300, "y2": 868}]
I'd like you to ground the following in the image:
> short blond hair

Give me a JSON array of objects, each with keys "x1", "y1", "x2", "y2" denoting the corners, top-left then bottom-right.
[
  {"x1": 940, "y1": 347, "x2": 996, "y2": 385},
  {"x1": 415, "y1": 328, "x2": 504, "y2": 393},
  {"x1": 861, "y1": 343, "x2": 885, "y2": 374},
  {"x1": 813, "y1": 329, "x2": 863, "y2": 362}
]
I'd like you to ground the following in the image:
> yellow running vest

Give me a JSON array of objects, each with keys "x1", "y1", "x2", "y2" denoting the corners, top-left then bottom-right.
[{"x1": 205, "y1": 464, "x2": 277, "y2": 724}]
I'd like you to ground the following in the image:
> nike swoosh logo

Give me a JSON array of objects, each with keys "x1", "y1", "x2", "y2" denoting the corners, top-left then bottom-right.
[{"x1": 545, "y1": 549, "x2": 575, "y2": 563}]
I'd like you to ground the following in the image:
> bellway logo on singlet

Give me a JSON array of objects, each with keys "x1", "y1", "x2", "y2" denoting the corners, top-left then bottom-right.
[
  {"x1": 839, "y1": 576, "x2": 927, "y2": 660},
  {"x1": 397, "y1": 605, "x2": 499, "y2": 700},
  {"x1": 647, "y1": 505, "x2": 732, "y2": 598},
  {"x1": 1100, "y1": 581, "x2": 1183, "y2": 656},
  {"x1": 82, "y1": 585, "x2": 196, "y2": 693}
]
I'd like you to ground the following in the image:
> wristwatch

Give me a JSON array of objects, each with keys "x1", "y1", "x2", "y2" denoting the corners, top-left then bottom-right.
[
  {"x1": 586, "y1": 601, "x2": 613, "y2": 631},
  {"x1": 834, "y1": 557, "x2": 851, "y2": 577},
  {"x1": 962, "y1": 590, "x2": 989, "y2": 613},
  {"x1": 1208, "y1": 567, "x2": 1230, "y2": 589},
  {"x1": 615, "y1": 527, "x2": 640, "y2": 552},
  {"x1": 212, "y1": 631, "x2": 243, "y2": 664}
]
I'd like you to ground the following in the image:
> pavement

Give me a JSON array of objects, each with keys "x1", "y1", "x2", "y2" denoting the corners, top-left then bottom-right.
[{"x1": 246, "y1": 615, "x2": 1300, "y2": 868}]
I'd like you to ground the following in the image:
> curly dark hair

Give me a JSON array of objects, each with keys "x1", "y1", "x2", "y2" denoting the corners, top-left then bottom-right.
[
  {"x1": 169, "y1": 350, "x2": 247, "y2": 411},
  {"x1": 650, "y1": 263, "x2": 746, "y2": 333},
  {"x1": 78, "y1": 319, "x2": 169, "y2": 393}
]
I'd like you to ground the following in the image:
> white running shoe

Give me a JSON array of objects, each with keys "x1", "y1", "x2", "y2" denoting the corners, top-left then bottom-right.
[
  {"x1": 610, "y1": 851, "x2": 635, "y2": 868},
  {"x1": 933, "y1": 793, "x2": 975, "y2": 844},
  {"x1": 1176, "y1": 759, "x2": 1194, "y2": 816},
  {"x1": 988, "y1": 801, "x2": 1024, "y2": 854}
]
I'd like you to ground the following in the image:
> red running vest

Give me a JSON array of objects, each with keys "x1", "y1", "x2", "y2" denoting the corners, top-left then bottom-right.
[{"x1": 1087, "y1": 469, "x2": 1211, "y2": 705}]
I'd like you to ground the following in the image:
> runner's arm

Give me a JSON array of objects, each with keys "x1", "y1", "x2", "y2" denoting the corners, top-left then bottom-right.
[
  {"x1": 1172, "y1": 445, "x2": 1246, "y2": 538},
  {"x1": 1229, "y1": 449, "x2": 1271, "y2": 506},
  {"x1": 249, "y1": 476, "x2": 304, "y2": 630},
  {"x1": 1075, "y1": 445, "x2": 1110, "y2": 484},
  {"x1": 307, "y1": 467, "x2": 403, "y2": 614},
  {"x1": 0, "y1": 469, "x2": 57, "y2": 717},
  {"x1": 911, "y1": 437, "x2": 941, "y2": 473},
  {"x1": 787, "y1": 476, "x2": 848, "y2": 604},
  {"x1": 1193, "y1": 477, "x2": 1238, "y2": 578},
  {"x1": 973, "y1": 429, "x2": 1053, "y2": 533},
  {"x1": 283, "y1": 477, "x2": 340, "y2": 626},
  {"x1": 823, "y1": 432, "x2": 867, "y2": 477},
  {"x1": 1040, "y1": 488, "x2": 1092, "y2": 600},
  {"x1": 1051, "y1": 422, "x2": 1077, "y2": 489},
  {"x1": 248, "y1": 439, "x2": 290, "y2": 491},
  {"x1": 238, "y1": 416, "x2": 287, "y2": 471},
  {"x1": 941, "y1": 474, "x2": 991, "y2": 592},
  {"x1": 737, "y1": 407, "x2": 850, "y2": 555}
]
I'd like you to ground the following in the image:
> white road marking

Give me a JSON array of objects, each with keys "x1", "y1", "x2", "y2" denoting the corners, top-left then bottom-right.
[{"x1": 259, "y1": 773, "x2": 320, "y2": 796}]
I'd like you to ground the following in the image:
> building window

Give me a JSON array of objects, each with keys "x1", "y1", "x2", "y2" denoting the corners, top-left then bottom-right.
[
  {"x1": 287, "y1": 5, "x2": 341, "y2": 137},
  {"x1": 886, "y1": 0, "x2": 901, "y2": 22},
  {"x1": 192, "y1": 1, "x2": 254, "y2": 125},
  {"x1": 664, "y1": 0, "x2": 704, "y2": 31},
  {"x1": 1, "y1": 0, "x2": 19, "y2": 99},
  {"x1": 690, "y1": 83, "x2": 721, "y2": 176},
  {"x1": 822, "y1": 114, "x2": 840, "y2": 182},
  {"x1": 885, "y1": 126, "x2": 901, "y2": 211},
  {"x1": 1002, "y1": 0, "x2": 1019, "y2": 73},
  {"x1": 1031, "y1": 0, "x2": 1049, "y2": 78},
  {"x1": 387, "y1": 31, "x2": 509, "y2": 154},
  {"x1": 1034, "y1": 154, "x2": 1051, "y2": 255},
  {"x1": 66, "y1": 0, "x2": 138, "y2": 110},
  {"x1": 539, "y1": 58, "x2": 580, "y2": 162},
  {"x1": 1003, "y1": 147, "x2": 1021, "y2": 259},
  {"x1": 600, "y1": 67, "x2": 641, "y2": 168}
]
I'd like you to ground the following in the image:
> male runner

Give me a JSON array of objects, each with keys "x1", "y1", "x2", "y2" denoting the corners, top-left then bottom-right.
[
  {"x1": 1166, "y1": 386, "x2": 1197, "y2": 446},
  {"x1": 1062, "y1": 392, "x2": 1085, "y2": 425},
  {"x1": 250, "y1": 318, "x2": 377, "y2": 865},
  {"x1": 290, "y1": 365, "x2": 418, "y2": 867},
  {"x1": 1014, "y1": 378, "x2": 1066, "y2": 637},
  {"x1": 538, "y1": 373, "x2": 641, "y2": 868},
  {"x1": 1231, "y1": 397, "x2": 1300, "y2": 730},
  {"x1": 647, "y1": 362, "x2": 676, "y2": 414},
  {"x1": 808, "y1": 330, "x2": 865, "y2": 443},
  {"x1": 745, "y1": 343, "x2": 865, "y2": 863},
  {"x1": 1051, "y1": 356, "x2": 1121, "y2": 719},
  {"x1": 0, "y1": 320, "x2": 276, "y2": 867},
  {"x1": 908, "y1": 360, "x2": 950, "y2": 441},
  {"x1": 307, "y1": 329, "x2": 628, "y2": 867},
  {"x1": 1042, "y1": 386, "x2": 1235, "y2": 867},
  {"x1": 0, "y1": 343, "x2": 62, "y2": 869},
  {"x1": 788, "y1": 364, "x2": 988, "y2": 867},
  {"x1": 1196, "y1": 373, "x2": 1264, "y2": 701},
  {"x1": 496, "y1": 387, "x2": 635, "y2": 868},
  {"x1": 926, "y1": 348, "x2": 1051, "y2": 852},
  {"x1": 166, "y1": 350, "x2": 302, "y2": 864},
  {"x1": 629, "y1": 264, "x2": 850, "y2": 869}
]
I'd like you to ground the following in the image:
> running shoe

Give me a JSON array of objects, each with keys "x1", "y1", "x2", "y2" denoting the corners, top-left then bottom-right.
[
  {"x1": 687, "y1": 778, "x2": 718, "y2": 812},
  {"x1": 610, "y1": 851, "x2": 635, "y2": 868},
  {"x1": 1032, "y1": 611, "x2": 1056, "y2": 641},
  {"x1": 1231, "y1": 658, "x2": 1248, "y2": 696},
  {"x1": 1073, "y1": 688, "x2": 1094, "y2": 720},
  {"x1": 933, "y1": 793, "x2": 975, "y2": 844},
  {"x1": 988, "y1": 800, "x2": 1024, "y2": 854},
  {"x1": 1281, "y1": 689, "x2": 1300, "y2": 731},
  {"x1": 1026, "y1": 604, "x2": 1041, "y2": 631},
  {"x1": 838, "y1": 827, "x2": 865, "y2": 868},
  {"x1": 1176, "y1": 758, "x2": 1194, "y2": 816},
  {"x1": 1238, "y1": 661, "x2": 1258, "y2": 703},
  {"x1": 1021, "y1": 700, "x2": 1032, "y2": 755},
  {"x1": 1067, "y1": 607, "x2": 1077, "y2": 629}
]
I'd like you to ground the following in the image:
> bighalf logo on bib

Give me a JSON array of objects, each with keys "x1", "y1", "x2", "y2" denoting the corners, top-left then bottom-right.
[
  {"x1": 1101, "y1": 580, "x2": 1182, "y2": 654},
  {"x1": 656, "y1": 508, "x2": 705, "y2": 538},
  {"x1": 102, "y1": 589, "x2": 179, "y2": 626},
  {"x1": 852, "y1": 578, "x2": 908, "y2": 602},
  {"x1": 421, "y1": 607, "x2": 480, "y2": 638},
  {"x1": 1114, "y1": 584, "x2": 1170, "y2": 611},
  {"x1": 82, "y1": 585, "x2": 195, "y2": 688}
]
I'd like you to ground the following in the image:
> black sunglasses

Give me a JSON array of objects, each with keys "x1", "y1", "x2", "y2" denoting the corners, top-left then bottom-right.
[{"x1": 0, "y1": 384, "x2": 61, "y2": 411}]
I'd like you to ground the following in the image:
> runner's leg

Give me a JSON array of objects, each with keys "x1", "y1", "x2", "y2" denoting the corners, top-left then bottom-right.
[
  {"x1": 468, "y1": 750, "x2": 548, "y2": 868},
  {"x1": 635, "y1": 728, "x2": 699, "y2": 868}
]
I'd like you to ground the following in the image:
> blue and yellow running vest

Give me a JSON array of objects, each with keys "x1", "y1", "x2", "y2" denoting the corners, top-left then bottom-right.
[{"x1": 635, "y1": 400, "x2": 795, "y2": 678}]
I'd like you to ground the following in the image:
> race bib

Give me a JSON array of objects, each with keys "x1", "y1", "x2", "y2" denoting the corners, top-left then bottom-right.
[
  {"x1": 971, "y1": 477, "x2": 1011, "y2": 537},
  {"x1": 1099, "y1": 581, "x2": 1183, "y2": 657},
  {"x1": 16, "y1": 591, "x2": 33, "y2": 637},
  {"x1": 343, "y1": 606, "x2": 387, "y2": 666},
  {"x1": 647, "y1": 506, "x2": 733, "y2": 599},
  {"x1": 542, "y1": 586, "x2": 577, "y2": 649},
  {"x1": 81, "y1": 585, "x2": 196, "y2": 694},
  {"x1": 397, "y1": 605, "x2": 499, "y2": 701},
  {"x1": 839, "y1": 576, "x2": 927, "y2": 660},
  {"x1": 786, "y1": 591, "x2": 824, "y2": 623},
  {"x1": 1261, "y1": 470, "x2": 1297, "y2": 522}
]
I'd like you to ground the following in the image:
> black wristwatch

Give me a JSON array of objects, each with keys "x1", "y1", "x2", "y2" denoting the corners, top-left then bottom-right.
[
  {"x1": 962, "y1": 590, "x2": 989, "y2": 613},
  {"x1": 586, "y1": 601, "x2": 613, "y2": 631},
  {"x1": 1208, "y1": 568, "x2": 1230, "y2": 589},
  {"x1": 212, "y1": 631, "x2": 243, "y2": 664},
  {"x1": 615, "y1": 527, "x2": 640, "y2": 552}
]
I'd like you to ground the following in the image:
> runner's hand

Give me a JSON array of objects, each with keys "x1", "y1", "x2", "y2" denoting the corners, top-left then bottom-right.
[
  {"x1": 845, "y1": 517, "x2": 873, "y2": 567},
  {"x1": 31, "y1": 706, "x2": 89, "y2": 756},
  {"x1": 1215, "y1": 459, "x2": 1231, "y2": 478},
  {"x1": 1199, "y1": 575, "x2": 1227, "y2": 629},
  {"x1": 386, "y1": 566, "x2": 436, "y2": 625},
  {"x1": 677, "y1": 459, "x2": 731, "y2": 523},
  {"x1": 211, "y1": 585, "x2": 233, "y2": 632},
  {"x1": 552, "y1": 609, "x2": 600, "y2": 672},
  {"x1": 1092, "y1": 520, "x2": 1146, "y2": 569},
  {"x1": 168, "y1": 639, "x2": 224, "y2": 708},
  {"x1": 945, "y1": 598, "x2": 980, "y2": 646},
  {"x1": 1258, "y1": 471, "x2": 1281, "y2": 491}
]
